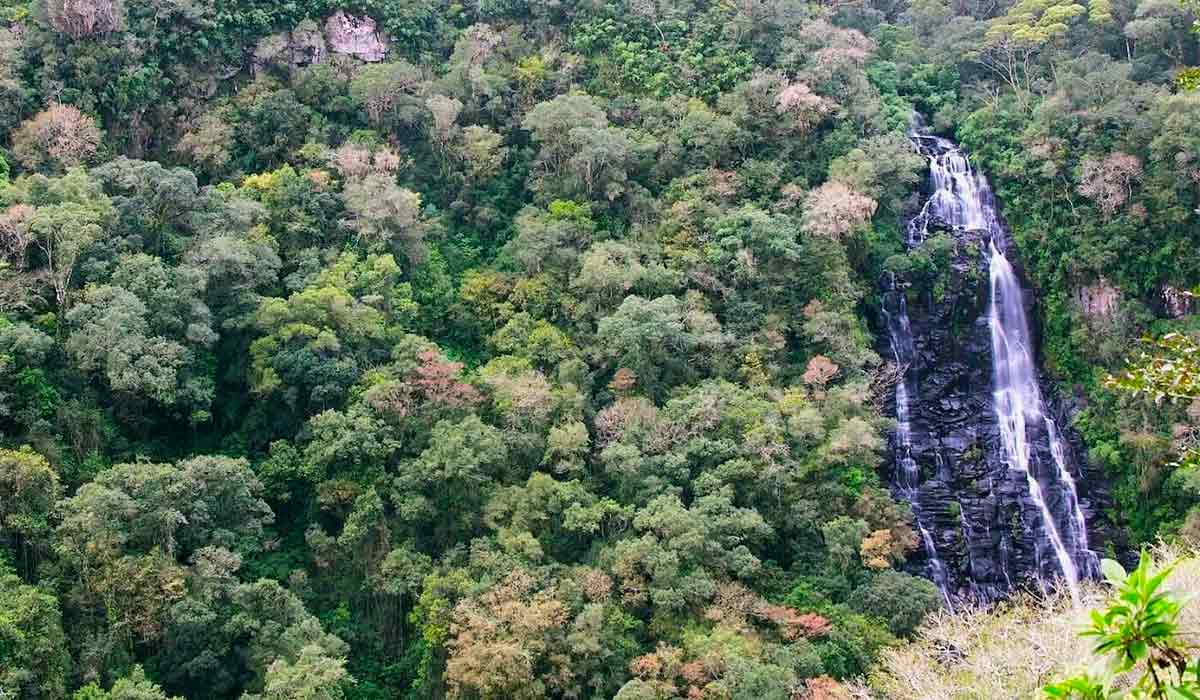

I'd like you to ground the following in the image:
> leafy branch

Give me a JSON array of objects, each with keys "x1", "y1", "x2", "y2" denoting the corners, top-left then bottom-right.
[{"x1": 1044, "y1": 552, "x2": 1200, "y2": 699}]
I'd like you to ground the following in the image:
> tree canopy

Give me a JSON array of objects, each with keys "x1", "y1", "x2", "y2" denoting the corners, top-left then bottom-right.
[{"x1": 0, "y1": 0, "x2": 1196, "y2": 697}]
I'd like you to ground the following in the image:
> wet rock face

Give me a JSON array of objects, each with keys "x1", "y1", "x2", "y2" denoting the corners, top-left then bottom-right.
[
  {"x1": 880, "y1": 135, "x2": 1113, "y2": 605},
  {"x1": 324, "y1": 11, "x2": 389, "y2": 62}
]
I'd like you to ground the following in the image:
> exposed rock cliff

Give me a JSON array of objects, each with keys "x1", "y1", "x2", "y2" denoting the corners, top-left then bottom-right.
[
  {"x1": 324, "y1": 11, "x2": 388, "y2": 62},
  {"x1": 252, "y1": 13, "x2": 388, "y2": 75}
]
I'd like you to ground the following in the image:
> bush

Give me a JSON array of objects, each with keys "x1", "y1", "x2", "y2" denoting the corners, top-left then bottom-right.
[
  {"x1": 848, "y1": 571, "x2": 942, "y2": 638},
  {"x1": 1044, "y1": 552, "x2": 1200, "y2": 699}
]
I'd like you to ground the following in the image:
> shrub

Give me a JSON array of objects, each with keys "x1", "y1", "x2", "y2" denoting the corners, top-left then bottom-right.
[{"x1": 1043, "y1": 552, "x2": 1200, "y2": 699}]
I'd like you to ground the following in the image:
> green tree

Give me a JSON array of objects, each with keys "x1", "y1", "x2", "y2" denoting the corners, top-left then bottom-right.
[
  {"x1": 596, "y1": 294, "x2": 732, "y2": 394},
  {"x1": 501, "y1": 201, "x2": 595, "y2": 275},
  {"x1": 485, "y1": 473, "x2": 631, "y2": 562},
  {"x1": 249, "y1": 255, "x2": 408, "y2": 418},
  {"x1": 848, "y1": 570, "x2": 942, "y2": 637},
  {"x1": 64, "y1": 284, "x2": 206, "y2": 413},
  {"x1": 392, "y1": 415, "x2": 509, "y2": 548},
  {"x1": 79, "y1": 666, "x2": 179, "y2": 700},
  {"x1": 56, "y1": 456, "x2": 272, "y2": 570},
  {"x1": 91, "y1": 158, "x2": 200, "y2": 256},
  {"x1": 522, "y1": 94, "x2": 637, "y2": 200},
  {"x1": 0, "y1": 561, "x2": 70, "y2": 700},
  {"x1": 17, "y1": 169, "x2": 114, "y2": 309},
  {"x1": 341, "y1": 174, "x2": 426, "y2": 264},
  {"x1": 0, "y1": 446, "x2": 61, "y2": 578},
  {"x1": 822, "y1": 516, "x2": 871, "y2": 573},
  {"x1": 248, "y1": 645, "x2": 351, "y2": 700},
  {"x1": 349, "y1": 61, "x2": 426, "y2": 131}
]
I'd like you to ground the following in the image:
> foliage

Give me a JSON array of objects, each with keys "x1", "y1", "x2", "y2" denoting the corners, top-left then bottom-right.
[
  {"x1": 1108, "y1": 333, "x2": 1200, "y2": 404},
  {"x1": 0, "y1": 0, "x2": 1194, "y2": 696},
  {"x1": 1043, "y1": 553, "x2": 1200, "y2": 699},
  {"x1": 865, "y1": 547, "x2": 1200, "y2": 699},
  {"x1": 0, "y1": 560, "x2": 71, "y2": 699}
]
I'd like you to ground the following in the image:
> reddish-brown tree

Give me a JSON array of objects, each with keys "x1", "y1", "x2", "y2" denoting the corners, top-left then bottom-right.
[
  {"x1": 802, "y1": 181, "x2": 877, "y2": 240},
  {"x1": 12, "y1": 103, "x2": 102, "y2": 172},
  {"x1": 43, "y1": 0, "x2": 124, "y2": 40},
  {"x1": 1078, "y1": 151, "x2": 1142, "y2": 218}
]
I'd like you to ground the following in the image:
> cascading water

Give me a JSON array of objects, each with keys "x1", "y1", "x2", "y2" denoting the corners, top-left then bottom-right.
[
  {"x1": 882, "y1": 128, "x2": 1101, "y2": 604},
  {"x1": 989, "y1": 241, "x2": 1098, "y2": 595},
  {"x1": 883, "y1": 274, "x2": 953, "y2": 607}
]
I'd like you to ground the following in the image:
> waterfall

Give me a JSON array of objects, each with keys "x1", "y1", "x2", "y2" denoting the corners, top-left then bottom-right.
[
  {"x1": 886, "y1": 131, "x2": 1098, "y2": 602},
  {"x1": 883, "y1": 274, "x2": 953, "y2": 607},
  {"x1": 908, "y1": 135, "x2": 995, "y2": 240},
  {"x1": 988, "y1": 241, "x2": 1098, "y2": 595}
]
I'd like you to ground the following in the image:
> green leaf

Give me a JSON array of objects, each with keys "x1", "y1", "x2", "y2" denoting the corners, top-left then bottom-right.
[
  {"x1": 1128, "y1": 639, "x2": 1148, "y2": 661},
  {"x1": 1100, "y1": 558, "x2": 1126, "y2": 584}
]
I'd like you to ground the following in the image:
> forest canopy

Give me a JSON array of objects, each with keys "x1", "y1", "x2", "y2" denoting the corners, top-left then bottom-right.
[{"x1": 0, "y1": 0, "x2": 1197, "y2": 698}]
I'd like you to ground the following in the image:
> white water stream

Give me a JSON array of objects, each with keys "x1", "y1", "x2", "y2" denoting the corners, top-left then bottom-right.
[{"x1": 891, "y1": 133, "x2": 1097, "y2": 601}]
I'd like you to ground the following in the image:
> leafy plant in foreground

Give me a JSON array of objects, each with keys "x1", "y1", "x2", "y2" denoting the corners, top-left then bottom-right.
[{"x1": 1043, "y1": 552, "x2": 1200, "y2": 699}]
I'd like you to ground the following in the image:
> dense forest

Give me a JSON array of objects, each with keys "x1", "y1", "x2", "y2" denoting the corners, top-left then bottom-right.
[{"x1": 0, "y1": 0, "x2": 1198, "y2": 697}]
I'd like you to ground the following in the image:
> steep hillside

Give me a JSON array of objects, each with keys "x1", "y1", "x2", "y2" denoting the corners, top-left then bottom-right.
[{"x1": 0, "y1": 0, "x2": 1197, "y2": 698}]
